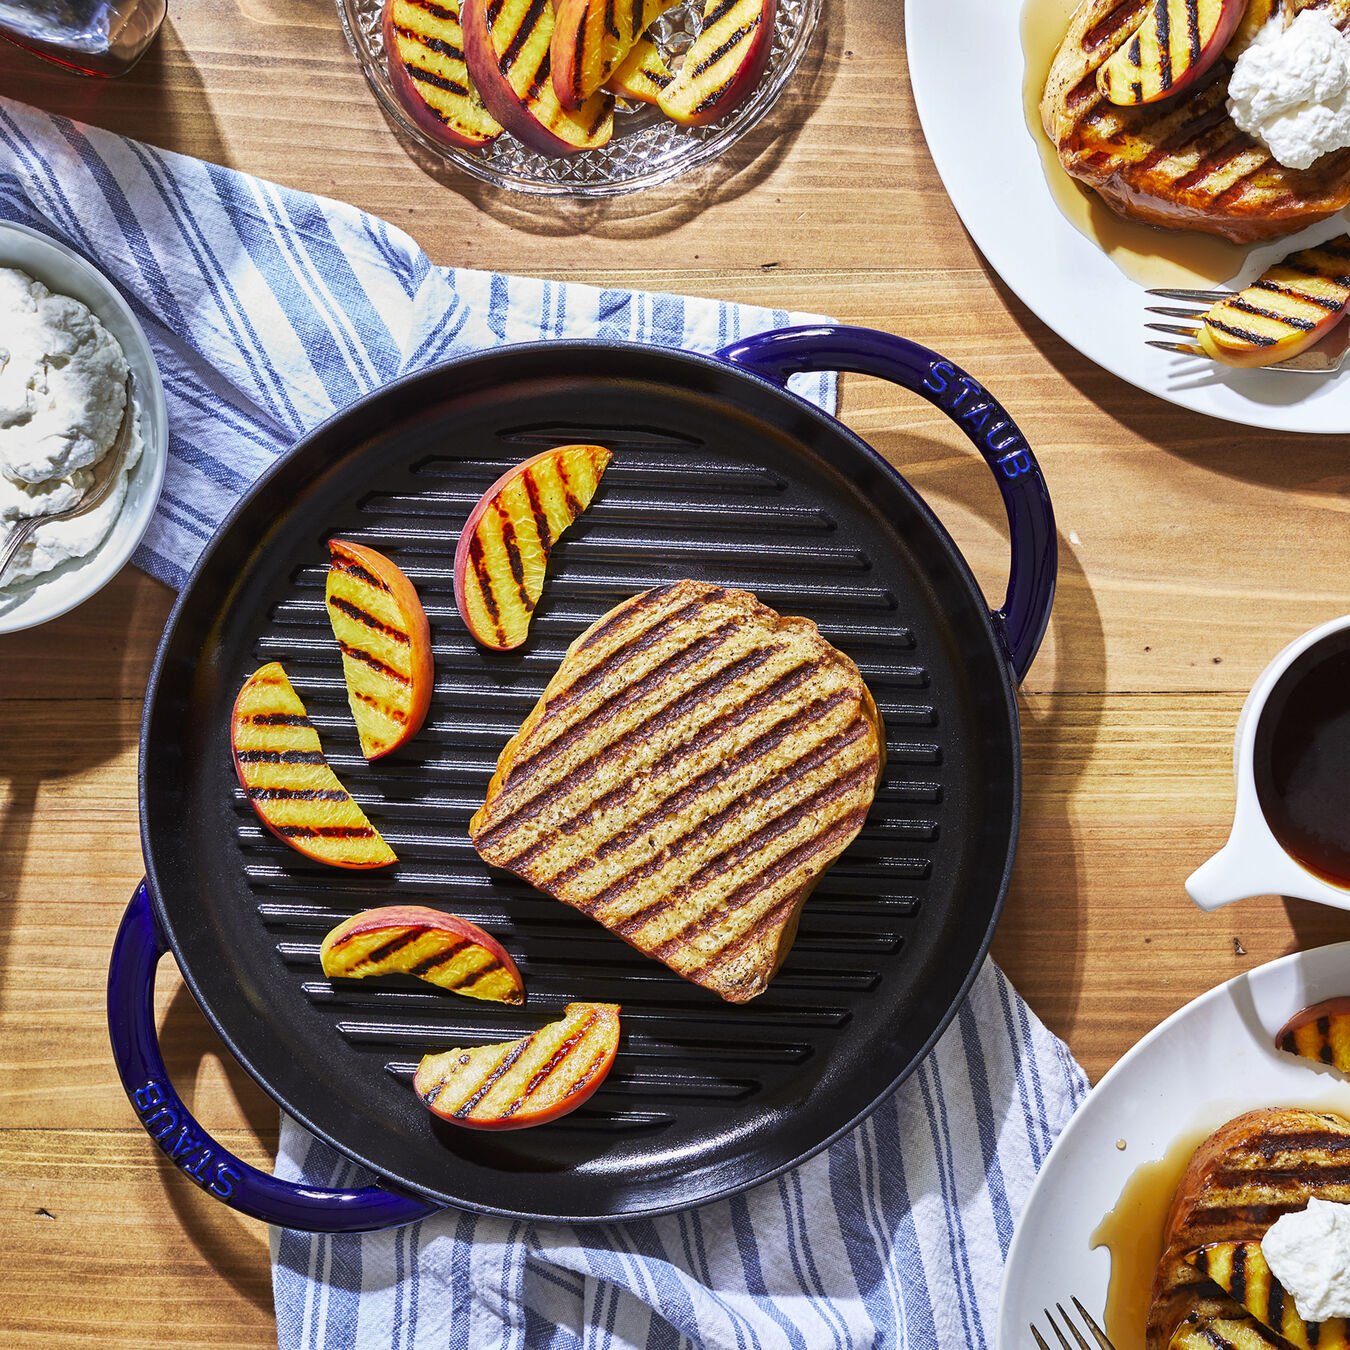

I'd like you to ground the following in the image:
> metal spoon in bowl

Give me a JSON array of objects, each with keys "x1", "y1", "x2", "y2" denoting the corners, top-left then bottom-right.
[{"x1": 0, "y1": 373, "x2": 136, "y2": 587}]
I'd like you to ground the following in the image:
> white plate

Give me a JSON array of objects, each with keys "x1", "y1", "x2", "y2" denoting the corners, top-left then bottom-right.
[
  {"x1": 905, "y1": 0, "x2": 1350, "y2": 435},
  {"x1": 0, "y1": 221, "x2": 167, "y2": 634},
  {"x1": 997, "y1": 942, "x2": 1350, "y2": 1348}
]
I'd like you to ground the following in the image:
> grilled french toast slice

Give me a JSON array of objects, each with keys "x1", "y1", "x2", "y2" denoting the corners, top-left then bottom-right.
[
  {"x1": 1147, "y1": 1107, "x2": 1350, "y2": 1349},
  {"x1": 469, "y1": 580, "x2": 885, "y2": 1003},
  {"x1": 1041, "y1": 0, "x2": 1350, "y2": 242}
]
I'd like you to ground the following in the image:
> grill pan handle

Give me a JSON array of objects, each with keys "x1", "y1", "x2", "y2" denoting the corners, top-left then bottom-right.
[
  {"x1": 716, "y1": 324, "x2": 1056, "y2": 683},
  {"x1": 107, "y1": 881, "x2": 441, "y2": 1232}
]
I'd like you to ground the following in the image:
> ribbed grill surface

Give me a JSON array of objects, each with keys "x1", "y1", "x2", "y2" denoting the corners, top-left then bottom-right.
[
  {"x1": 234, "y1": 433, "x2": 939, "y2": 1137},
  {"x1": 147, "y1": 351, "x2": 1012, "y2": 1217}
]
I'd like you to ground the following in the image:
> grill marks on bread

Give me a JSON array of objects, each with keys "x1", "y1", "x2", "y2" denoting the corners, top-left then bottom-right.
[
  {"x1": 469, "y1": 581, "x2": 884, "y2": 1002},
  {"x1": 1042, "y1": 0, "x2": 1350, "y2": 242},
  {"x1": 1147, "y1": 1108, "x2": 1350, "y2": 1349}
]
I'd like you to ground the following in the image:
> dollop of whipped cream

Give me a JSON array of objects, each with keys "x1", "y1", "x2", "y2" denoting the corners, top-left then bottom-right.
[
  {"x1": 0, "y1": 266, "x2": 142, "y2": 589},
  {"x1": 1262, "y1": 1197, "x2": 1350, "y2": 1322},
  {"x1": 1228, "y1": 9, "x2": 1350, "y2": 171}
]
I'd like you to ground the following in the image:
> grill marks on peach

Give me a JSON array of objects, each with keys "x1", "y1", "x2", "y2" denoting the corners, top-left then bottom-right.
[
  {"x1": 1186, "y1": 1242, "x2": 1350, "y2": 1350},
  {"x1": 325, "y1": 541, "x2": 432, "y2": 759},
  {"x1": 323, "y1": 923, "x2": 521, "y2": 1003},
  {"x1": 231, "y1": 663, "x2": 396, "y2": 869},
  {"x1": 657, "y1": 0, "x2": 769, "y2": 124},
  {"x1": 470, "y1": 581, "x2": 884, "y2": 1002},
  {"x1": 479, "y1": 0, "x2": 614, "y2": 148},
  {"x1": 1199, "y1": 235, "x2": 1350, "y2": 364},
  {"x1": 389, "y1": 0, "x2": 502, "y2": 144},
  {"x1": 457, "y1": 445, "x2": 611, "y2": 650},
  {"x1": 414, "y1": 1003, "x2": 620, "y2": 1127},
  {"x1": 1096, "y1": 0, "x2": 1214, "y2": 105}
]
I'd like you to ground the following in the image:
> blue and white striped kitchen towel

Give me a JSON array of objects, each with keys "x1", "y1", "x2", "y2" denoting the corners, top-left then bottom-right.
[{"x1": 0, "y1": 97, "x2": 1089, "y2": 1349}]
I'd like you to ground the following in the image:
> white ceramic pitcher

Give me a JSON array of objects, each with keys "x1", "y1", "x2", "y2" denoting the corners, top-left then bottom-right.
[{"x1": 1187, "y1": 613, "x2": 1350, "y2": 912}]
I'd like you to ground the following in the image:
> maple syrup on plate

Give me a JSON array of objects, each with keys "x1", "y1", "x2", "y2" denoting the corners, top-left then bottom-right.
[
  {"x1": 1018, "y1": 0, "x2": 1247, "y2": 288},
  {"x1": 1090, "y1": 1126, "x2": 1213, "y2": 1350},
  {"x1": 1254, "y1": 628, "x2": 1350, "y2": 889}
]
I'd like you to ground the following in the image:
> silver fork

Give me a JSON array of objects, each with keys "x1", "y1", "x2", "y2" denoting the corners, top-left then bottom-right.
[
  {"x1": 1145, "y1": 286, "x2": 1350, "y2": 371},
  {"x1": 0, "y1": 372, "x2": 135, "y2": 586},
  {"x1": 1029, "y1": 1295, "x2": 1117, "y2": 1349}
]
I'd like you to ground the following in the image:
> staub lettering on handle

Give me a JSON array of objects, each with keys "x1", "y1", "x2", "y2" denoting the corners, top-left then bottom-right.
[
  {"x1": 132, "y1": 1080, "x2": 241, "y2": 1199},
  {"x1": 922, "y1": 360, "x2": 1032, "y2": 478}
]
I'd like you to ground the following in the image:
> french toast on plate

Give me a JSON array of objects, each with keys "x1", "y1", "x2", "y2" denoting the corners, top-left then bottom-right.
[
  {"x1": 1042, "y1": 0, "x2": 1350, "y2": 243},
  {"x1": 1147, "y1": 1106, "x2": 1350, "y2": 1348}
]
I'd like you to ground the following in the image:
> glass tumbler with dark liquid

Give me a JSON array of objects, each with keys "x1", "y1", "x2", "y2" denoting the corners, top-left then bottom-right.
[{"x1": 0, "y1": 0, "x2": 166, "y2": 76}]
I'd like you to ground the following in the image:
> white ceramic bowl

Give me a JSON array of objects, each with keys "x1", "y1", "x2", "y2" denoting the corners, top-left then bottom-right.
[{"x1": 0, "y1": 221, "x2": 167, "y2": 635}]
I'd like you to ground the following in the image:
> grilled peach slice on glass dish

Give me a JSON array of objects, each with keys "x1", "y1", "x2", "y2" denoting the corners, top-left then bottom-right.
[
  {"x1": 414, "y1": 1002, "x2": 620, "y2": 1129},
  {"x1": 550, "y1": 0, "x2": 680, "y2": 110},
  {"x1": 383, "y1": 0, "x2": 502, "y2": 149},
  {"x1": 231, "y1": 663, "x2": 397, "y2": 869},
  {"x1": 603, "y1": 29, "x2": 675, "y2": 104},
  {"x1": 325, "y1": 539, "x2": 433, "y2": 760},
  {"x1": 659, "y1": 0, "x2": 777, "y2": 126},
  {"x1": 461, "y1": 0, "x2": 614, "y2": 156},
  {"x1": 321, "y1": 905, "x2": 525, "y2": 1005},
  {"x1": 1277, "y1": 996, "x2": 1350, "y2": 1073},
  {"x1": 454, "y1": 443, "x2": 612, "y2": 650},
  {"x1": 1199, "y1": 236, "x2": 1350, "y2": 368},
  {"x1": 1097, "y1": 0, "x2": 1247, "y2": 107}
]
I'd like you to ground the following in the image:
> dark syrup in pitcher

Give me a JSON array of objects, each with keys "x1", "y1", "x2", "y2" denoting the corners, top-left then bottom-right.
[{"x1": 1254, "y1": 628, "x2": 1350, "y2": 888}]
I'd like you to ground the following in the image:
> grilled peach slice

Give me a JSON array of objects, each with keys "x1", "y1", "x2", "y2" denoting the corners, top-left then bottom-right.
[
  {"x1": 604, "y1": 29, "x2": 674, "y2": 104},
  {"x1": 551, "y1": 0, "x2": 679, "y2": 110},
  {"x1": 658, "y1": 0, "x2": 776, "y2": 126},
  {"x1": 1276, "y1": 996, "x2": 1350, "y2": 1072},
  {"x1": 414, "y1": 1001, "x2": 620, "y2": 1129},
  {"x1": 231, "y1": 663, "x2": 397, "y2": 869},
  {"x1": 1225, "y1": 0, "x2": 1278, "y2": 60},
  {"x1": 1097, "y1": 0, "x2": 1247, "y2": 106},
  {"x1": 453, "y1": 443, "x2": 612, "y2": 651},
  {"x1": 1198, "y1": 236, "x2": 1350, "y2": 368},
  {"x1": 461, "y1": 0, "x2": 613, "y2": 156},
  {"x1": 1186, "y1": 1242, "x2": 1350, "y2": 1349},
  {"x1": 320, "y1": 905, "x2": 525, "y2": 1005},
  {"x1": 384, "y1": 0, "x2": 503, "y2": 149},
  {"x1": 325, "y1": 539, "x2": 433, "y2": 760}
]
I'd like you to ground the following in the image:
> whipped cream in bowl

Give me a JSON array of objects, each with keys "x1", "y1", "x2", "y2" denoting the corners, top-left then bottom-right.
[{"x1": 0, "y1": 223, "x2": 166, "y2": 634}]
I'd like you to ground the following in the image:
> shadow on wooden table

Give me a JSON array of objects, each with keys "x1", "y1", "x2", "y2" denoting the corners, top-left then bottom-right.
[
  {"x1": 380, "y1": 0, "x2": 842, "y2": 242},
  {"x1": 857, "y1": 411, "x2": 1108, "y2": 1046},
  {"x1": 148, "y1": 979, "x2": 278, "y2": 1315},
  {"x1": 0, "y1": 16, "x2": 227, "y2": 168}
]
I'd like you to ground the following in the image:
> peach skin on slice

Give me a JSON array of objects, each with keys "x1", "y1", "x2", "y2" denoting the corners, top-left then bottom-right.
[
  {"x1": 551, "y1": 0, "x2": 680, "y2": 110},
  {"x1": 383, "y1": 0, "x2": 502, "y2": 149},
  {"x1": 1186, "y1": 1242, "x2": 1350, "y2": 1350},
  {"x1": 325, "y1": 539, "x2": 434, "y2": 760},
  {"x1": 1276, "y1": 996, "x2": 1350, "y2": 1072},
  {"x1": 453, "y1": 443, "x2": 612, "y2": 651},
  {"x1": 1198, "y1": 235, "x2": 1350, "y2": 368},
  {"x1": 1225, "y1": 0, "x2": 1277, "y2": 60},
  {"x1": 414, "y1": 1001, "x2": 619, "y2": 1129},
  {"x1": 231, "y1": 663, "x2": 397, "y2": 869},
  {"x1": 320, "y1": 905, "x2": 525, "y2": 1004},
  {"x1": 461, "y1": 0, "x2": 613, "y2": 156},
  {"x1": 1097, "y1": 0, "x2": 1247, "y2": 107},
  {"x1": 604, "y1": 28, "x2": 674, "y2": 104},
  {"x1": 658, "y1": 0, "x2": 776, "y2": 127}
]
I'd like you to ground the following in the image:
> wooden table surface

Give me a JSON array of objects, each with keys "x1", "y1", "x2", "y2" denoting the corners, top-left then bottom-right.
[{"x1": 2, "y1": 0, "x2": 1348, "y2": 1343}]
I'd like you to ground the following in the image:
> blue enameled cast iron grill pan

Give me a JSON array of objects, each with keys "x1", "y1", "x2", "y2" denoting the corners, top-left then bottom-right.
[{"x1": 107, "y1": 326, "x2": 1055, "y2": 1232}]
